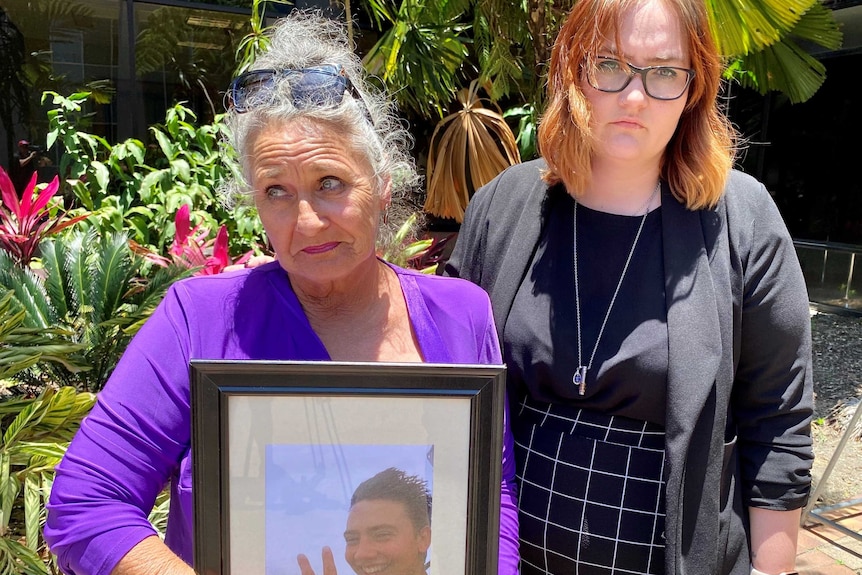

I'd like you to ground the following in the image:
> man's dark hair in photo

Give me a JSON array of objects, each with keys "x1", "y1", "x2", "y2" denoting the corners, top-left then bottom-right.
[{"x1": 350, "y1": 467, "x2": 431, "y2": 530}]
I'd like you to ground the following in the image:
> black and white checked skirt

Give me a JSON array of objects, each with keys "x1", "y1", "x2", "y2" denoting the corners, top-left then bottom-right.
[{"x1": 513, "y1": 396, "x2": 667, "y2": 574}]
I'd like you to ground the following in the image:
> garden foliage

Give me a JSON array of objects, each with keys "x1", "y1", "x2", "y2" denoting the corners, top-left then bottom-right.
[
  {"x1": 0, "y1": 90, "x2": 263, "y2": 571},
  {"x1": 44, "y1": 91, "x2": 267, "y2": 257}
]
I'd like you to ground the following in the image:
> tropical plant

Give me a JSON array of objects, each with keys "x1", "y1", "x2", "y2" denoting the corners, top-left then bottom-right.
[
  {"x1": 233, "y1": 0, "x2": 295, "y2": 75},
  {"x1": 363, "y1": 0, "x2": 843, "y2": 117},
  {"x1": 470, "y1": 0, "x2": 573, "y2": 107},
  {"x1": 0, "y1": 287, "x2": 96, "y2": 574},
  {"x1": 709, "y1": 0, "x2": 843, "y2": 104},
  {"x1": 0, "y1": 230, "x2": 193, "y2": 393},
  {"x1": 0, "y1": 291, "x2": 87, "y2": 384},
  {"x1": 0, "y1": 287, "x2": 93, "y2": 575},
  {"x1": 0, "y1": 385, "x2": 96, "y2": 575},
  {"x1": 133, "y1": 204, "x2": 254, "y2": 276},
  {"x1": 423, "y1": 80, "x2": 520, "y2": 222},
  {"x1": 44, "y1": 92, "x2": 266, "y2": 258},
  {"x1": 503, "y1": 103, "x2": 539, "y2": 162},
  {"x1": 362, "y1": 0, "x2": 472, "y2": 119},
  {"x1": 379, "y1": 212, "x2": 454, "y2": 275},
  {"x1": 0, "y1": 169, "x2": 88, "y2": 267}
]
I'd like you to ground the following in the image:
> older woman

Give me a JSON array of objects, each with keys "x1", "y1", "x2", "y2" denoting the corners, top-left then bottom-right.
[{"x1": 44, "y1": 12, "x2": 518, "y2": 575}]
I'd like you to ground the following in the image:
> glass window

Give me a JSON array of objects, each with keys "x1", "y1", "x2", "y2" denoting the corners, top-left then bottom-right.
[
  {"x1": 133, "y1": 3, "x2": 252, "y2": 130},
  {"x1": 1, "y1": 1, "x2": 264, "y2": 166},
  {"x1": 1, "y1": 0, "x2": 121, "y2": 165}
]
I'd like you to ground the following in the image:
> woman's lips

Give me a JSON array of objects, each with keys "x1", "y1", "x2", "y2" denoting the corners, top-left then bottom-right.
[
  {"x1": 613, "y1": 118, "x2": 644, "y2": 129},
  {"x1": 302, "y1": 242, "x2": 339, "y2": 254}
]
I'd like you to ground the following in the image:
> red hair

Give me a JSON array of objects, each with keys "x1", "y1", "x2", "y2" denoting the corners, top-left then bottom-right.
[{"x1": 537, "y1": 0, "x2": 737, "y2": 209}]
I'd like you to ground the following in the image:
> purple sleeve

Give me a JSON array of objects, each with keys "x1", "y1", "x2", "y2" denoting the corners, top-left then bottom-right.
[
  {"x1": 478, "y1": 304, "x2": 520, "y2": 575},
  {"x1": 498, "y1": 394, "x2": 520, "y2": 575},
  {"x1": 44, "y1": 285, "x2": 193, "y2": 575}
]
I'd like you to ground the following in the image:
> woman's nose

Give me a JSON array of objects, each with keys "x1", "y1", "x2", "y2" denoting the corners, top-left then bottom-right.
[
  {"x1": 294, "y1": 199, "x2": 326, "y2": 233},
  {"x1": 620, "y1": 74, "x2": 648, "y2": 105}
]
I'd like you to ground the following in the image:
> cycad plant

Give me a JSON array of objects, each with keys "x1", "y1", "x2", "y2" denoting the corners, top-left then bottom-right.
[
  {"x1": 0, "y1": 292, "x2": 86, "y2": 383},
  {"x1": 0, "y1": 230, "x2": 193, "y2": 393}
]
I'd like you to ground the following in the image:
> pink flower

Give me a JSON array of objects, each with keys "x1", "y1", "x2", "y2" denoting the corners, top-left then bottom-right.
[
  {"x1": 166, "y1": 205, "x2": 254, "y2": 276},
  {"x1": 0, "y1": 167, "x2": 88, "y2": 266}
]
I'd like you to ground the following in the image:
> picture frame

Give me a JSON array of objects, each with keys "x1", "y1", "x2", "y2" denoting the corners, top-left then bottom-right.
[{"x1": 191, "y1": 360, "x2": 506, "y2": 575}]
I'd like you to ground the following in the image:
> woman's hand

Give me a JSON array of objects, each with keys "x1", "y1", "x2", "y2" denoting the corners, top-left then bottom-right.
[
  {"x1": 223, "y1": 254, "x2": 275, "y2": 272},
  {"x1": 297, "y1": 546, "x2": 338, "y2": 575}
]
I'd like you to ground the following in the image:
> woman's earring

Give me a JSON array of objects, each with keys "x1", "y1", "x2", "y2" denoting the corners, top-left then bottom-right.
[{"x1": 383, "y1": 203, "x2": 391, "y2": 225}]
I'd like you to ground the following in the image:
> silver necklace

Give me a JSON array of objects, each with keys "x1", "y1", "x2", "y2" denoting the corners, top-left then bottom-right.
[{"x1": 572, "y1": 182, "x2": 660, "y2": 395}]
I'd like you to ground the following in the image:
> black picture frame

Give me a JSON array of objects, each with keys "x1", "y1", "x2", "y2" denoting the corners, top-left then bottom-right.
[{"x1": 191, "y1": 360, "x2": 506, "y2": 575}]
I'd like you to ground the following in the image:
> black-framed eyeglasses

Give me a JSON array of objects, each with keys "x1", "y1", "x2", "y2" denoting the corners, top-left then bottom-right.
[
  {"x1": 586, "y1": 57, "x2": 695, "y2": 101},
  {"x1": 227, "y1": 64, "x2": 370, "y2": 119}
]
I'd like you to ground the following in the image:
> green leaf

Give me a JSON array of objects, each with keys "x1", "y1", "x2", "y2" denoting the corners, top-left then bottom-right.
[
  {"x1": 39, "y1": 240, "x2": 71, "y2": 321},
  {"x1": 13, "y1": 443, "x2": 68, "y2": 462},
  {"x1": 91, "y1": 161, "x2": 110, "y2": 192},
  {"x1": 170, "y1": 159, "x2": 192, "y2": 183},
  {"x1": 31, "y1": 387, "x2": 78, "y2": 435},
  {"x1": 0, "y1": 536, "x2": 50, "y2": 575},
  {"x1": 139, "y1": 170, "x2": 167, "y2": 204},
  {"x1": 2, "y1": 401, "x2": 41, "y2": 449},
  {"x1": 45, "y1": 129, "x2": 58, "y2": 151},
  {"x1": 152, "y1": 129, "x2": 176, "y2": 160},
  {"x1": 0, "y1": 452, "x2": 12, "y2": 531},
  {"x1": 23, "y1": 474, "x2": 40, "y2": 552}
]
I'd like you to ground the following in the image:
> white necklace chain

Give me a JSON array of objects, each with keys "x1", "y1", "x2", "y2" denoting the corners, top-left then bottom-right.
[{"x1": 572, "y1": 181, "x2": 661, "y2": 395}]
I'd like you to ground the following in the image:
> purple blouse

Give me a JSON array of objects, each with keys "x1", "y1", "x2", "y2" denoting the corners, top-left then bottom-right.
[{"x1": 44, "y1": 262, "x2": 518, "y2": 575}]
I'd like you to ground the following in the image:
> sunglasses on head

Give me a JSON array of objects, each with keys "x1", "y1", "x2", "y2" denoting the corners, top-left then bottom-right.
[{"x1": 227, "y1": 64, "x2": 370, "y2": 120}]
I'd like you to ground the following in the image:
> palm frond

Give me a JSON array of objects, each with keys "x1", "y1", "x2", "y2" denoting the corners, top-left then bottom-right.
[
  {"x1": 363, "y1": 0, "x2": 472, "y2": 118},
  {"x1": 0, "y1": 253, "x2": 53, "y2": 330},
  {"x1": 732, "y1": 37, "x2": 826, "y2": 103},
  {"x1": 715, "y1": 1, "x2": 842, "y2": 103},
  {"x1": 38, "y1": 238, "x2": 70, "y2": 321},
  {"x1": 727, "y1": 2, "x2": 841, "y2": 105},
  {"x1": 707, "y1": 0, "x2": 814, "y2": 56},
  {"x1": 62, "y1": 230, "x2": 94, "y2": 326},
  {"x1": 424, "y1": 80, "x2": 521, "y2": 222},
  {"x1": 92, "y1": 233, "x2": 134, "y2": 325},
  {"x1": 789, "y1": 1, "x2": 843, "y2": 50}
]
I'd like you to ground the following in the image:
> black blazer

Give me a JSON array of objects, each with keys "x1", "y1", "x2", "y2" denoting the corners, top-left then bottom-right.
[{"x1": 445, "y1": 159, "x2": 814, "y2": 574}]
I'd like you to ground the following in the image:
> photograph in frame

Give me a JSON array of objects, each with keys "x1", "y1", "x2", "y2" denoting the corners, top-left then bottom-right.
[
  {"x1": 265, "y1": 443, "x2": 433, "y2": 575},
  {"x1": 191, "y1": 360, "x2": 506, "y2": 575}
]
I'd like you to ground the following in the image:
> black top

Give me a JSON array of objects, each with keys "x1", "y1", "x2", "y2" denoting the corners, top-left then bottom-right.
[
  {"x1": 504, "y1": 186, "x2": 669, "y2": 425},
  {"x1": 447, "y1": 160, "x2": 814, "y2": 572}
]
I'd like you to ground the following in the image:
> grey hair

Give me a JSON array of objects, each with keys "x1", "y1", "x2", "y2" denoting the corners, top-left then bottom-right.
[{"x1": 221, "y1": 10, "x2": 422, "y2": 249}]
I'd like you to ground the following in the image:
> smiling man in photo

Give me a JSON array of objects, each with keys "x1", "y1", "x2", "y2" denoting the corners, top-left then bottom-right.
[{"x1": 298, "y1": 467, "x2": 431, "y2": 575}]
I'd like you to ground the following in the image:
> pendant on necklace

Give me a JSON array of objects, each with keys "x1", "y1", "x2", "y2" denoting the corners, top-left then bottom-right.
[{"x1": 573, "y1": 365, "x2": 588, "y2": 395}]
